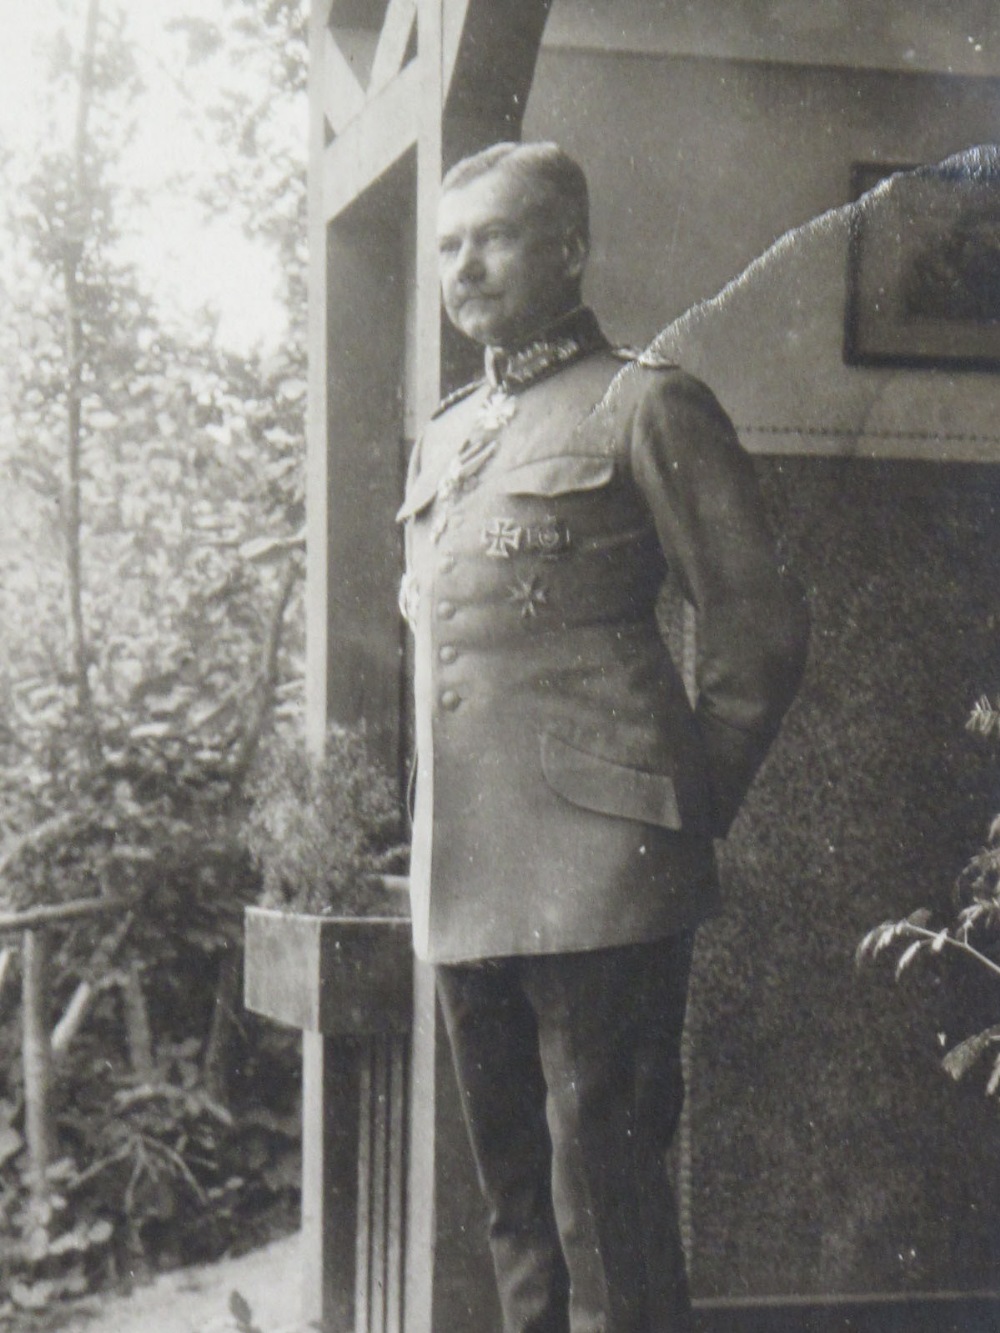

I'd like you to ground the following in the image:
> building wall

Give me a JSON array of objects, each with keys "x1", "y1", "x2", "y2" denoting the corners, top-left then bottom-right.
[
  {"x1": 543, "y1": 0, "x2": 1000, "y2": 78},
  {"x1": 520, "y1": 39, "x2": 1000, "y2": 1300},
  {"x1": 526, "y1": 49, "x2": 1000, "y2": 352}
]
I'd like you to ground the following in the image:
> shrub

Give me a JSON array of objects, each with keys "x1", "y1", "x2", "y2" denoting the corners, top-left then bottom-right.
[{"x1": 244, "y1": 723, "x2": 407, "y2": 916}]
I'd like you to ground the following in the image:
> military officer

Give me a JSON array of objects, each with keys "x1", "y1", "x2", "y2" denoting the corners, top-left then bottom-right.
[{"x1": 396, "y1": 141, "x2": 809, "y2": 1333}]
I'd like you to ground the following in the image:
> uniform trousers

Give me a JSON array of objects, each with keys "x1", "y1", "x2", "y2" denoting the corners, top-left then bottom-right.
[{"x1": 436, "y1": 931, "x2": 695, "y2": 1333}]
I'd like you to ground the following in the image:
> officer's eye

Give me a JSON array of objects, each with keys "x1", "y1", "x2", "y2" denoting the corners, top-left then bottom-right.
[{"x1": 438, "y1": 236, "x2": 461, "y2": 257}]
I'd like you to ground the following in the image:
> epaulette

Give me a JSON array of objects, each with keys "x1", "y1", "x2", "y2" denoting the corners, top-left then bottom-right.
[
  {"x1": 611, "y1": 345, "x2": 678, "y2": 370},
  {"x1": 431, "y1": 378, "x2": 484, "y2": 418}
]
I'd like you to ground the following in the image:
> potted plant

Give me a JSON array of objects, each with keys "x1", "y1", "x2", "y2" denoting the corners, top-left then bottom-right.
[{"x1": 242, "y1": 723, "x2": 412, "y2": 1036}]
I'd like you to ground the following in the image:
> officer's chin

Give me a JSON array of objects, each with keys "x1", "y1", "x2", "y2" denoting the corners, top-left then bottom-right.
[{"x1": 451, "y1": 310, "x2": 502, "y2": 347}]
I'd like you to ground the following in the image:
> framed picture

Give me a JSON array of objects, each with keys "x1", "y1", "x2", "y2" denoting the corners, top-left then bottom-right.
[{"x1": 845, "y1": 158, "x2": 1000, "y2": 368}]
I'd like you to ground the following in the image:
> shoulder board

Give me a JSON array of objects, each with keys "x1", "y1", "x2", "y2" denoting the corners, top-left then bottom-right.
[
  {"x1": 611, "y1": 345, "x2": 678, "y2": 371},
  {"x1": 431, "y1": 378, "x2": 484, "y2": 418}
]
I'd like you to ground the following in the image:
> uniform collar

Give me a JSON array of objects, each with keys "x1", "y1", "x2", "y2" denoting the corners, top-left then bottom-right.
[{"x1": 484, "y1": 307, "x2": 609, "y2": 393}]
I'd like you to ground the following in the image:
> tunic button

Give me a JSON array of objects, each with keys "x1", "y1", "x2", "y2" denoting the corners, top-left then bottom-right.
[
  {"x1": 437, "y1": 600, "x2": 456, "y2": 620},
  {"x1": 440, "y1": 689, "x2": 461, "y2": 710},
  {"x1": 439, "y1": 645, "x2": 458, "y2": 664},
  {"x1": 439, "y1": 554, "x2": 456, "y2": 573}
]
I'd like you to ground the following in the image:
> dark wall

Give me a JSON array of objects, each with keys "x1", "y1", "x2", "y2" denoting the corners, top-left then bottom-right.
[
  {"x1": 523, "y1": 49, "x2": 1000, "y2": 1298},
  {"x1": 686, "y1": 457, "x2": 1000, "y2": 1297}
]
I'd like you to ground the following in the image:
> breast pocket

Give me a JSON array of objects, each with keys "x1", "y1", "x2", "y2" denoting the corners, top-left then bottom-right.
[{"x1": 504, "y1": 453, "x2": 615, "y2": 499}]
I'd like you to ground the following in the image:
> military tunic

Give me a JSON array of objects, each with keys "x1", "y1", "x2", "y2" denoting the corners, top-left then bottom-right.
[{"x1": 397, "y1": 308, "x2": 808, "y2": 964}]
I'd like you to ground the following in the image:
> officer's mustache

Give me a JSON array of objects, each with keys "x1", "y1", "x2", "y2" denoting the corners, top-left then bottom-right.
[{"x1": 453, "y1": 285, "x2": 499, "y2": 302}]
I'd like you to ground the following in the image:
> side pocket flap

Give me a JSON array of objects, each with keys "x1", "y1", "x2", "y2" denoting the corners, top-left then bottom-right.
[
  {"x1": 505, "y1": 454, "x2": 614, "y2": 498},
  {"x1": 540, "y1": 732, "x2": 682, "y2": 830}
]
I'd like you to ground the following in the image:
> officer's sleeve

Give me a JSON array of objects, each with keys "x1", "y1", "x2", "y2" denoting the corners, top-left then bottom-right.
[{"x1": 628, "y1": 369, "x2": 809, "y2": 836}]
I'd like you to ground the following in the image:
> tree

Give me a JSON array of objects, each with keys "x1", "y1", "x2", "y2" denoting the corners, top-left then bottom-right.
[{"x1": 0, "y1": 0, "x2": 309, "y2": 1306}]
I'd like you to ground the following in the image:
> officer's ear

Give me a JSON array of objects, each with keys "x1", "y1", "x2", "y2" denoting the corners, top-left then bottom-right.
[{"x1": 561, "y1": 228, "x2": 588, "y2": 282}]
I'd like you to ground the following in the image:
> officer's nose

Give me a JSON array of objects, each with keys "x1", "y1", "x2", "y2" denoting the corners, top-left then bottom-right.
[{"x1": 455, "y1": 239, "x2": 486, "y2": 284}]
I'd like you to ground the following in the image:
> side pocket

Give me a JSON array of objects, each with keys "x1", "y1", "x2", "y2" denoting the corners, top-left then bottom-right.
[{"x1": 540, "y1": 731, "x2": 682, "y2": 830}]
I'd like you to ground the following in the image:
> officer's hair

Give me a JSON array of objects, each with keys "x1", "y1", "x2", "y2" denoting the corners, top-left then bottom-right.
[{"x1": 441, "y1": 142, "x2": 590, "y2": 246}]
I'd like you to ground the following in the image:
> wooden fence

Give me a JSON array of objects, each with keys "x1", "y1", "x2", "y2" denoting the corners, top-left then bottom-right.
[{"x1": 0, "y1": 897, "x2": 124, "y2": 1203}]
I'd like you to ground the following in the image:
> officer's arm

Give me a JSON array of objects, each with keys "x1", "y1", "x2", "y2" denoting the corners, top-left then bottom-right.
[{"x1": 628, "y1": 369, "x2": 809, "y2": 835}]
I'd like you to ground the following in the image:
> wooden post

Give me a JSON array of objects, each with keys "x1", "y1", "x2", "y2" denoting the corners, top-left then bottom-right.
[
  {"x1": 299, "y1": 1031, "x2": 410, "y2": 1333},
  {"x1": 301, "y1": 1032, "x2": 363, "y2": 1331},
  {"x1": 302, "y1": 1, "x2": 555, "y2": 1329},
  {"x1": 402, "y1": 962, "x2": 438, "y2": 1333},
  {"x1": 0, "y1": 900, "x2": 122, "y2": 1205},
  {"x1": 0, "y1": 946, "x2": 13, "y2": 1005},
  {"x1": 21, "y1": 929, "x2": 54, "y2": 1202},
  {"x1": 244, "y1": 908, "x2": 412, "y2": 1332},
  {"x1": 401, "y1": 4, "x2": 556, "y2": 1331}
]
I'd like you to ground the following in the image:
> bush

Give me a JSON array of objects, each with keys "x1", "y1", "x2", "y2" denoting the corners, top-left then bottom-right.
[
  {"x1": 0, "y1": 1037, "x2": 301, "y2": 1322},
  {"x1": 244, "y1": 723, "x2": 406, "y2": 916}
]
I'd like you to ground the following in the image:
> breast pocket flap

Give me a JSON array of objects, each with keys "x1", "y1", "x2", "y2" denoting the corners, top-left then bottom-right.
[
  {"x1": 505, "y1": 454, "x2": 614, "y2": 498},
  {"x1": 540, "y1": 731, "x2": 682, "y2": 830}
]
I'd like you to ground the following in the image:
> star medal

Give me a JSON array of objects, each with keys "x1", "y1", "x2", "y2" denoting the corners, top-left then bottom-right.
[{"x1": 507, "y1": 574, "x2": 548, "y2": 619}]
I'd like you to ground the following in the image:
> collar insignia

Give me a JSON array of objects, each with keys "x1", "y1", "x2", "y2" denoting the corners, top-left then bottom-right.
[{"x1": 484, "y1": 307, "x2": 609, "y2": 394}]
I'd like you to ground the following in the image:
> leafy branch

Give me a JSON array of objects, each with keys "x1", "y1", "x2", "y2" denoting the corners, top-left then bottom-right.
[
  {"x1": 967, "y1": 695, "x2": 1000, "y2": 740},
  {"x1": 857, "y1": 910, "x2": 1000, "y2": 986},
  {"x1": 857, "y1": 692, "x2": 1000, "y2": 1099}
]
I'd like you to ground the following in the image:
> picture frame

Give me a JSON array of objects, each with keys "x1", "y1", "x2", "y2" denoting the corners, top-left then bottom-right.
[{"x1": 844, "y1": 157, "x2": 1000, "y2": 368}]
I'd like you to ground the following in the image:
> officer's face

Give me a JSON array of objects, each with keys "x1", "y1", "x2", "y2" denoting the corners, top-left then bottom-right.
[{"x1": 437, "y1": 166, "x2": 586, "y2": 349}]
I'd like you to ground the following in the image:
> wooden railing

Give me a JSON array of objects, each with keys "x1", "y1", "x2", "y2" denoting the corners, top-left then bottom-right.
[{"x1": 0, "y1": 897, "x2": 123, "y2": 1203}]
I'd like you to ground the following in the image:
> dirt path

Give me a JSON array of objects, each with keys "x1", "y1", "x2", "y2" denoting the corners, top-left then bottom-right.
[{"x1": 54, "y1": 1232, "x2": 301, "y2": 1333}]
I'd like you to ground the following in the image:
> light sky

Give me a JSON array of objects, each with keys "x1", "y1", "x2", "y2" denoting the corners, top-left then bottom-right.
[{"x1": 0, "y1": 0, "x2": 295, "y2": 354}]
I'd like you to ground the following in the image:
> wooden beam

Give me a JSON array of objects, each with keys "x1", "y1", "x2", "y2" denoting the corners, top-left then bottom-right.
[
  {"x1": 442, "y1": 0, "x2": 553, "y2": 155},
  {"x1": 442, "y1": 0, "x2": 470, "y2": 95},
  {"x1": 404, "y1": 21, "x2": 445, "y2": 1319},
  {"x1": 306, "y1": 0, "x2": 332, "y2": 746},
  {"x1": 0, "y1": 897, "x2": 117, "y2": 934},
  {"x1": 324, "y1": 28, "x2": 367, "y2": 135},
  {"x1": 322, "y1": 59, "x2": 419, "y2": 220},
  {"x1": 323, "y1": 162, "x2": 411, "y2": 773},
  {"x1": 369, "y1": 0, "x2": 417, "y2": 95},
  {"x1": 413, "y1": 0, "x2": 443, "y2": 425}
]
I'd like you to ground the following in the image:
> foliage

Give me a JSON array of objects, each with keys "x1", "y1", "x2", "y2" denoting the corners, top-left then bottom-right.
[
  {"x1": 0, "y1": 0, "x2": 309, "y2": 917},
  {"x1": 967, "y1": 694, "x2": 1000, "y2": 740},
  {"x1": 245, "y1": 724, "x2": 407, "y2": 916},
  {"x1": 0, "y1": 1041, "x2": 301, "y2": 1322},
  {"x1": 0, "y1": 0, "x2": 318, "y2": 1314},
  {"x1": 857, "y1": 696, "x2": 1000, "y2": 1099}
]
